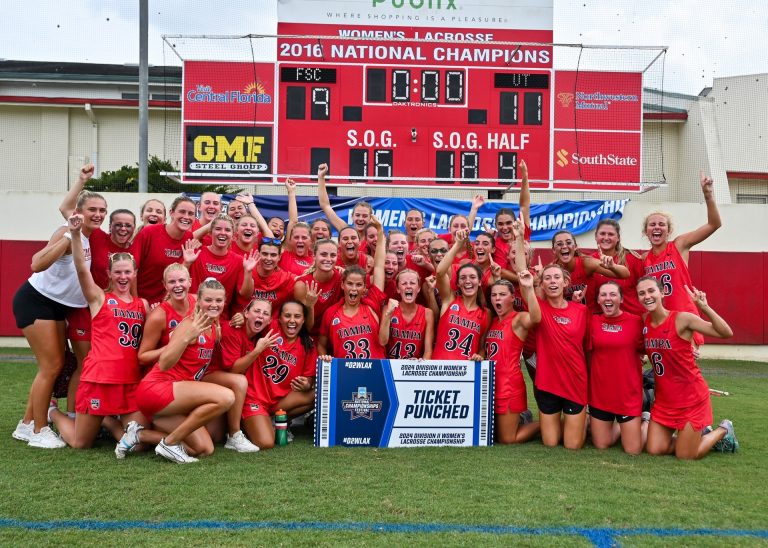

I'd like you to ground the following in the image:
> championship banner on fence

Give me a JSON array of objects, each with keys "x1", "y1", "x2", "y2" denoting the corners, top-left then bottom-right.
[{"x1": 315, "y1": 359, "x2": 494, "y2": 447}]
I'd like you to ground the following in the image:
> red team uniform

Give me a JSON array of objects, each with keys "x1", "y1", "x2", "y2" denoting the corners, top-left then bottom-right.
[
  {"x1": 485, "y1": 313, "x2": 528, "y2": 414},
  {"x1": 386, "y1": 305, "x2": 428, "y2": 359},
  {"x1": 132, "y1": 224, "x2": 192, "y2": 306},
  {"x1": 88, "y1": 230, "x2": 132, "y2": 290},
  {"x1": 643, "y1": 311, "x2": 712, "y2": 431},
  {"x1": 279, "y1": 250, "x2": 313, "y2": 276},
  {"x1": 320, "y1": 300, "x2": 386, "y2": 359},
  {"x1": 534, "y1": 299, "x2": 589, "y2": 406},
  {"x1": 564, "y1": 256, "x2": 589, "y2": 303},
  {"x1": 188, "y1": 247, "x2": 243, "y2": 315},
  {"x1": 242, "y1": 323, "x2": 318, "y2": 418},
  {"x1": 75, "y1": 293, "x2": 146, "y2": 416},
  {"x1": 233, "y1": 268, "x2": 296, "y2": 317},
  {"x1": 586, "y1": 251, "x2": 645, "y2": 316},
  {"x1": 296, "y1": 270, "x2": 343, "y2": 334},
  {"x1": 135, "y1": 323, "x2": 217, "y2": 420},
  {"x1": 588, "y1": 312, "x2": 644, "y2": 418},
  {"x1": 432, "y1": 299, "x2": 490, "y2": 360}
]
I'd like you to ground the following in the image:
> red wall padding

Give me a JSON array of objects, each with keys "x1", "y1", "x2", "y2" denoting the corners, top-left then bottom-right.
[{"x1": 1, "y1": 240, "x2": 766, "y2": 344}]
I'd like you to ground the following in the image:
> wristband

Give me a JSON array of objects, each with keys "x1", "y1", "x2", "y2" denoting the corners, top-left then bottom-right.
[{"x1": 63, "y1": 232, "x2": 73, "y2": 241}]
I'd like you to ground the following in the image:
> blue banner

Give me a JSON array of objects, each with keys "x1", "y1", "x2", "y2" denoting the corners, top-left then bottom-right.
[
  {"x1": 315, "y1": 359, "x2": 494, "y2": 448},
  {"x1": 187, "y1": 193, "x2": 628, "y2": 241}
]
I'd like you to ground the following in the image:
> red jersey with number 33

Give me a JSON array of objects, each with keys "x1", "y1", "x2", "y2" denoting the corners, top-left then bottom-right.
[{"x1": 321, "y1": 302, "x2": 386, "y2": 359}]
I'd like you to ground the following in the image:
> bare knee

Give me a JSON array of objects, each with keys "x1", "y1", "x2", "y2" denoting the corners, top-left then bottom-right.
[
  {"x1": 232, "y1": 374, "x2": 248, "y2": 395},
  {"x1": 216, "y1": 389, "x2": 236, "y2": 411}
]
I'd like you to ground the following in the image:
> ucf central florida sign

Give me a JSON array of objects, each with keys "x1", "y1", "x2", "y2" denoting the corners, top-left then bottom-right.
[{"x1": 315, "y1": 359, "x2": 494, "y2": 447}]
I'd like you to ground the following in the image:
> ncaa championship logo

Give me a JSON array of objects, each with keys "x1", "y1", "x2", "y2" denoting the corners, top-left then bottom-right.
[{"x1": 341, "y1": 387, "x2": 383, "y2": 420}]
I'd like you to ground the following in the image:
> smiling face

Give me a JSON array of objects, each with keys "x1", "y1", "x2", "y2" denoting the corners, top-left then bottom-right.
[
  {"x1": 268, "y1": 217, "x2": 285, "y2": 239},
  {"x1": 235, "y1": 217, "x2": 259, "y2": 246},
  {"x1": 342, "y1": 272, "x2": 366, "y2": 305},
  {"x1": 258, "y1": 244, "x2": 281, "y2": 274},
  {"x1": 396, "y1": 271, "x2": 420, "y2": 304},
  {"x1": 473, "y1": 234, "x2": 495, "y2": 266},
  {"x1": 388, "y1": 233, "x2": 408, "y2": 265},
  {"x1": 416, "y1": 230, "x2": 436, "y2": 255},
  {"x1": 314, "y1": 241, "x2": 338, "y2": 273},
  {"x1": 78, "y1": 197, "x2": 107, "y2": 231},
  {"x1": 198, "y1": 287, "x2": 226, "y2": 319},
  {"x1": 351, "y1": 205, "x2": 371, "y2": 232},
  {"x1": 365, "y1": 224, "x2": 379, "y2": 250},
  {"x1": 449, "y1": 215, "x2": 469, "y2": 236},
  {"x1": 645, "y1": 214, "x2": 671, "y2": 247},
  {"x1": 456, "y1": 265, "x2": 480, "y2": 298},
  {"x1": 495, "y1": 213, "x2": 515, "y2": 242},
  {"x1": 553, "y1": 232, "x2": 577, "y2": 265},
  {"x1": 164, "y1": 267, "x2": 191, "y2": 302},
  {"x1": 245, "y1": 299, "x2": 272, "y2": 336},
  {"x1": 384, "y1": 253, "x2": 399, "y2": 281},
  {"x1": 279, "y1": 302, "x2": 305, "y2": 341},
  {"x1": 428, "y1": 240, "x2": 449, "y2": 266},
  {"x1": 637, "y1": 278, "x2": 664, "y2": 313},
  {"x1": 405, "y1": 210, "x2": 424, "y2": 237},
  {"x1": 598, "y1": 283, "x2": 623, "y2": 317},
  {"x1": 339, "y1": 228, "x2": 360, "y2": 260},
  {"x1": 108, "y1": 259, "x2": 136, "y2": 295},
  {"x1": 198, "y1": 192, "x2": 222, "y2": 223},
  {"x1": 490, "y1": 283, "x2": 514, "y2": 317},
  {"x1": 540, "y1": 266, "x2": 567, "y2": 300},
  {"x1": 290, "y1": 226, "x2": 311, "y2": 257},
  {"x1": 109, "y1": 212, "x2": 135, "y2": 247},
  {"x1": 227, "y1": 200, "x2": 246, "y2": 220},
  {"x1": 210, "y1": 218, "x2": 233, "y2": 251},
  {"x1": 311, "y1": 220, "x2": 332, "y2": 242},
  {"x1": 141, "y1": 199, "x2": 166, "y2": 225},
  {"x1": 170, "y1": 200, "x2": 196, "y2": 234},
  {"x1": 595, "y1": 223, "x2": 620, "y2": 255}
]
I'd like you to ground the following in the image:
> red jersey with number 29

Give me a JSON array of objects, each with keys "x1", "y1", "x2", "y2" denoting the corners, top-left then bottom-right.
[
  {"x1": 254, "y1": 322, "x2": 318, "y2": 404},
  {"x1": 432, "y1": 298, "x2": 490, "y2": 360}
]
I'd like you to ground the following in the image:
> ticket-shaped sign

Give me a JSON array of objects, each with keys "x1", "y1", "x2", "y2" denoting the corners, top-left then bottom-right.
[{"x1": 314, "y1": 359, "x2": 494, "y2": 447}]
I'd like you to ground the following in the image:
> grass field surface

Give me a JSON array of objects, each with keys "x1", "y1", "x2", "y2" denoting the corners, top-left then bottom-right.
[{"x1": 1, "y1": 356, "x2": 766, "y2": 546}]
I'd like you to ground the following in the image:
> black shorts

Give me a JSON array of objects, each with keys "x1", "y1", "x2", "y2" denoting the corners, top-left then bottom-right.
[
  {"x1": 534, "y1": 388, "x2": 584, "y2": 416},
  {"x1": 13, "y1": 281, "x2": 70, "y2": 329},
  {"x1": 589, "y1": 406, "x2": 636, "y2": 424}
]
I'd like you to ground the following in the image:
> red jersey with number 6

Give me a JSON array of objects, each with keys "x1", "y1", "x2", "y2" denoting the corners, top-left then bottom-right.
[
  {"x1": 81, "y1": 293, "x2": 146, "y2": 384},
  {"x1": 432, "y1": 298, "x2": 490, "y2": 360}
]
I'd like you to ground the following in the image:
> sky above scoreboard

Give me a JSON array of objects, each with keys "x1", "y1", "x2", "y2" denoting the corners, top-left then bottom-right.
[{"x1": 2, "y1": 0, "x2": 766, "y2": 96}]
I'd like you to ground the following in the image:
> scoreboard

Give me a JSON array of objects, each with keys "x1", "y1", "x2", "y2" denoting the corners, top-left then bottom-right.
[{"x1": 180, "y1": 0, "x2": 644, "y2": 191}]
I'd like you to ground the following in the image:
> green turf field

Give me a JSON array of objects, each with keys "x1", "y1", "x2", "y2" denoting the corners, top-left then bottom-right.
[{"x1": 0, "y1": 357, "x2": 766, "y2": 547}]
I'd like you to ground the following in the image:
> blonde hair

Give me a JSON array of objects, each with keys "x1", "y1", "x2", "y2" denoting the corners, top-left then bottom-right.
[
  {"x1": 194, "y1": 278, "x2": 226, "y2": 342},
  {"x1": 162, "y1": 263, "x2": 191, "y2": 302},
  {"x1": 105, "y1": 252, "x2": 137, "y2": 294},
  {"x1": 76, "y1": 190, "x2": 106, "y2": 210},
  {"x1": 642, "y1": 211, "x2": 674, "y2": 238}
]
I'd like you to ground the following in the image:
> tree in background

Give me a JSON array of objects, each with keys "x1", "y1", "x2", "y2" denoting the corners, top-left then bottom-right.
[{"x1": 84, "y1": 156, "x2": 241, "y2": 195}]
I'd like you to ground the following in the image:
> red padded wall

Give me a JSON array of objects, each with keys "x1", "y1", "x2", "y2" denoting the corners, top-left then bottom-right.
[{"x1": 0, "y1": 241, "x2": 44, "y2": 336}]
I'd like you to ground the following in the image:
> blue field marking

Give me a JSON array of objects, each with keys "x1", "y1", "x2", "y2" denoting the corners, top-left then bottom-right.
[{"x1": 0, "y1": 519, "x2": 766, "y2": 546}]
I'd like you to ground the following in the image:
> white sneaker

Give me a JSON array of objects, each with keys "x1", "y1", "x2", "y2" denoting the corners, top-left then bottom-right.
[
  {"x1": 12, "y1": 420, "x2": 34, "y2": 442},
  {"x1": 155, "y1": 438, "x2": 198, "y2": 463},
  {"x1": 115, "y1": 421, "x2": 144, "y2": 459},
  {"x1": 28, "y1": 426, "x2": 66, "y2": 449},
  {"x1": 224, "y1": 430, "x2": 260, "y2": 453}
]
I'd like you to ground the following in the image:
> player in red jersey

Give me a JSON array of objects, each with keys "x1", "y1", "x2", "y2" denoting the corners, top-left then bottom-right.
[
  {"x1": 317, "y1": 162, "x2": 373, "y2": 242},
  {"x1": 238, "y1": 301, "x2": 317, "y2": 449},
  {"x1": 49, "y1": 214, "x2": 165, "y2": 457},
  {"x1": 551, "y1": 230, "x2": 630, "y2": 303},
  {"x1": 135, "y1": 279, "x2": 236, "y2": 463},
  {"x1": 318, "y1": 217, "x2": 387, "y2": 360},
  {"x1": 637, "y1": 276, "x2": 737, "y2": 459},
  {"x1": 404, "y1": 209, "x2": 425, "y2": 251},
  {"x1": 437, "y1": 194, "x2": 484, "y2": 265},
  {"x1": 585, "y1": 220, "x2": 645, "y2": 316},
  {"x1": 226, "y1": 198, "x2": 247, "y2": 221},
  {"x1": 642, "y1": 172, "x2": 722, "y2": 346},
  {"x1": 433, "y1": 230, "x2": 491, "y2": 361},
  {"x1": 230, "y1": 215, "x2": 260, "y2": 257},
  {"x1": 587, "y1": 281, "x2": 647, "y2": 455},
  {"x1": 138, "y1": 199, "x2": 166, "y2": 230},
  {"x1": 183, "y1": 214, "x2": 247, "y2": 315},
  {"x1": 310, "y1": 218, "x2": 333, "y2": 244},
  {"x1": 191, "y1": 191, "x2": 222, "y2": 245},
  {"x1": 235, "y1": 237, "x2": 296, "y2": 317},
  {"x1": 337, "y1": 225, "x2": 372, "y2": 271},
  {"x1": 486, "y1": 273, "x2": 541, "y2": 444},
  {"x1": 380, "y1": 269, "x2": 435, "y2": 360},
  {"x1": 132, "y1": 196, "x2": 195, "y2": 307},
  {"x1": 280, "y1": 222, "x2": 314, "y2": 276},
  {"x1": 489, "y1": 159, "x2": 532, "y2": 271},
  {"x1": 295, "y1": 239, "x2": 342, "y2": 334},
  {"x1": 534, "y1": 264, "x2": 590, "y2": 450}
]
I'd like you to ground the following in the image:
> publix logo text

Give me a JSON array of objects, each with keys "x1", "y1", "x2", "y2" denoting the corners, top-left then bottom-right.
[{"x1": 373, "y1": 0, "x2": 457, "y2": 9}]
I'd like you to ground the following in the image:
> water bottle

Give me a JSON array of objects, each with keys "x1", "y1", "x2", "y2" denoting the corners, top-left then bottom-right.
[{"x1": 275, "y1": 409, "x2": 289, "y2": 447}]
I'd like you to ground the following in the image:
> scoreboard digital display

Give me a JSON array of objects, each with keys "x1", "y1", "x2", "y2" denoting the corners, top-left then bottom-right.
[{"x1": 180, "y1": 0, "x2": 644, "y2": 191}]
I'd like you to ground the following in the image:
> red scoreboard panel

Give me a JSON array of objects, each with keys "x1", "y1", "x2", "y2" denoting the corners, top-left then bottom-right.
[{"x1": 277, "y1": 63, "x2": 552, "y2": 188}]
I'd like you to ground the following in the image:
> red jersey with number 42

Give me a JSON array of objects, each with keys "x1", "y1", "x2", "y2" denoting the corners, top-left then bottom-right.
[
  {"x1": 386, "y1": 305, "x2": 428, "y2": 359},
  {"x1": 432, "y1": 299, "x2": 490, "y2": 360},
  {"x1": 81, "y1": 293, "x2": 146, "y2": 384}
]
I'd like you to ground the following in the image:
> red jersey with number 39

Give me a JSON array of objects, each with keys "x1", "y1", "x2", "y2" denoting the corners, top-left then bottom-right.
[
  {"x1": 386, "y1": 305, "x2": 428, "y2": 359},
  {"x1": 643, "y1": 311, "x2": 709, "y2": 409},
  {"x1": 321, "y1": 302, "x2": 386, "y2": 359},
  {"x1": 432, "y1": 299, "x2": 490, "y2": 360},
  {"x1": 81, "y1": 293, "x2": 146, "y2": 384}
]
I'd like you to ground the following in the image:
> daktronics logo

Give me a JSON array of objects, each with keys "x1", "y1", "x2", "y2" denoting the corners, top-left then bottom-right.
[
  {"x1": 372, "y1": 0, "x2": 457, "y2": 10},
  {"x1": 557, "y1": 149, "x2": 638, "y2": 167},
  {"x1": 186, "y1": 82, "x2": 272, "y2": 104}
]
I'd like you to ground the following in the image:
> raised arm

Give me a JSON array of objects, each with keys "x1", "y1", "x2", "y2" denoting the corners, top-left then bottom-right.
[
  {"x1": 59, "y1": 164, "x2": 94, "y2": 220},
  {"x1": 30, "y1": 228, "x2": 71, "y2": 273},
  {"x1": 67, "y1": 214, "x2": 103, "y2": 310},
  {"x1": 237, "y1": 193, "x2": 274, "y2": 238},
  {"x1": 518, "y1": 159, "x2": 531, "y2": 229},
  {"x1": 317, "y1": 163, "x2": 347, "y2": 233},
  {"x1": 465, "y1": 194, "x2": 485, "y2": 236},
  {"x1": 285, "y1": 178, "x2": 299, "y2": 239},
  {"x1": 378, "y1": 299, "x2": 398, "y2": 346},
  {"x1": 675, "y1": 171, "x2": 722, "y2": 259},
  {"x1": 436, "y1": 229, "x2": 468, "y2": 304},
  {"x1": 369, "y1": 216, "x2": 387, "y2": 291},
  {"x1": 677, "y1": 286, "x2": 733, "y2": 340}
]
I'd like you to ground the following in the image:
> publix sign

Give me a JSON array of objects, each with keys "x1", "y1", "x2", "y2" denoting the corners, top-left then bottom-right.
[{"x1": 372, "y1": 0, "x2": 458, "y2": 9}]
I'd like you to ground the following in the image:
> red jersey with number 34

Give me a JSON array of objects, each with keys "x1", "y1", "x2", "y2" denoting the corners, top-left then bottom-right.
[{"x1": 432, "y1": 299, "x2": 490, "y2": 360}]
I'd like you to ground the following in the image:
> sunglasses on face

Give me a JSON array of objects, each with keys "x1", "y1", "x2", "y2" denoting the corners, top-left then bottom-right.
[
  {"x1": 430, "y1": 248, "x2": 449, "y2": 254},
  {"x1": 261, "y1": 237, "x2": 283, "y2": 246}
]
